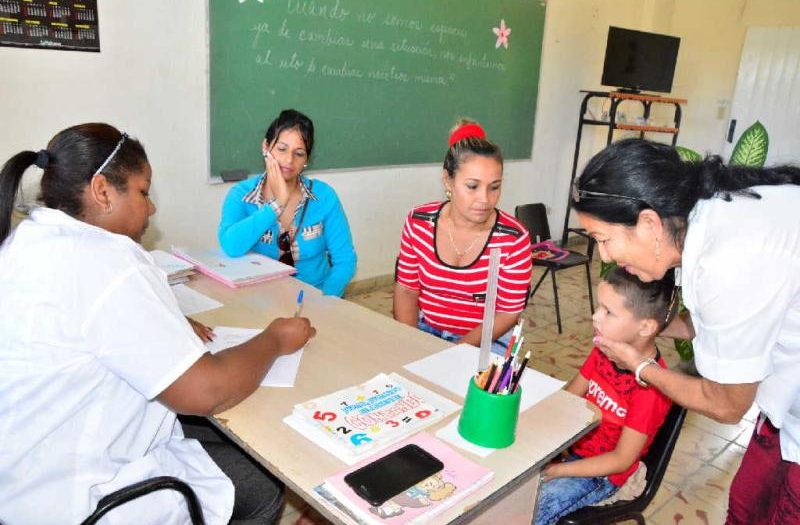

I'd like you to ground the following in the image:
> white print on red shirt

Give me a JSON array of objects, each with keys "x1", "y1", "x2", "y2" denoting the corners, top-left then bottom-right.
[{"x1": 586, "y1": 374, "x2": 628, "y2": 425}]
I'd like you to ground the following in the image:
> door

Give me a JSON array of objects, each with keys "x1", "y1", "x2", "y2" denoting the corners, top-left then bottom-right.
[{"x1": 725, "y1": 26, "x2": 800, "y2": 164}]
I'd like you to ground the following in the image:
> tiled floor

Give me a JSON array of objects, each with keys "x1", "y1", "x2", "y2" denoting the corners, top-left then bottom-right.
[{"x1": 280, "y1": 244, "x2": 754, "y2": 524}]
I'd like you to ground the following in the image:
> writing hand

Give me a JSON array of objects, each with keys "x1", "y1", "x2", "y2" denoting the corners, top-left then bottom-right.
[
  {"x1": 264, "y1": 316, "x2": 316, "y2": 356},
  {"x1": 186, "y1": 317, "x2": 215, "y2": 343}
]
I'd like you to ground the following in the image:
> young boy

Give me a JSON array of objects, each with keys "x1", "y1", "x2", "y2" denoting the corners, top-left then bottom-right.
[{"x1": 534, "y1": 267, "x2": 677, "y2": 525}]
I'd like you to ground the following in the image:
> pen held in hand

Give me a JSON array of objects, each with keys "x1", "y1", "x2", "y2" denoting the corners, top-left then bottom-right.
[{"x1": 294, "y1": 289, "x2": 304, "y2": 318}]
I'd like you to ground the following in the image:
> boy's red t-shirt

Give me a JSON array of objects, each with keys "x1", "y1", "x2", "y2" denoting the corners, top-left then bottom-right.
[{"x1": 571, "y1": 347, "x2": 672, "y2": 486}]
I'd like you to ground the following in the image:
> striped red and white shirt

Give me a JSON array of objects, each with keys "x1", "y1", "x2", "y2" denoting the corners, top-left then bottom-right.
[{"x1": 396, "y1": 201, "x2": 533, "y2": 336}]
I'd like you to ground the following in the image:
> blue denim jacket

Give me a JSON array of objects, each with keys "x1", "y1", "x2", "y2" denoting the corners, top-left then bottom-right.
[{"x1": 218, "y1": 175, "x2": 357, "y2": 296}]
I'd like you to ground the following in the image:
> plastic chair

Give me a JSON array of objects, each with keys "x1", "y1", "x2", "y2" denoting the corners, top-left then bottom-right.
[
  {"x1": 514, "y1": 203, "x2": 594, "y2": 333},
  {"x1": 80, "y1": 476, "x2": 206, "y2": 525},
  {"x1": 556, "y1": 404, "x2": 688, "y2": 525}
]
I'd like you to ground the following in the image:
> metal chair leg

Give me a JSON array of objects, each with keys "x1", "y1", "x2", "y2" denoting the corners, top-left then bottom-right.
[
  {"x1": 585, "y1": 262, "x2": 594, "y2": 314},
  {"x1": 551, "y1": 270, "x2": 563, "y2": 334},
  {"x1": 530, "y1": 268, "x2": 550, "y2": 298}
]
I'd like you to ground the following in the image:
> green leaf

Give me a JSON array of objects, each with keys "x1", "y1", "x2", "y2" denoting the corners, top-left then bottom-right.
[
  {"x1": 730, "y1": 121, "x2": 769, "y2": 167},
  {"x1": 676, "y1": 146, "x2": 702, "y2": 162},
  {"x1": 674, "y1": 338, "x2": 694, "y2": 361},
  {"x1": 599, "y1": 261, "x2": 616, "y2": 278}
]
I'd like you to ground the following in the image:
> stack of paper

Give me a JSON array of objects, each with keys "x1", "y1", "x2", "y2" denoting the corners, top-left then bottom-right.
[
  {"x1": 284, "y1": 373, "x2": 460, "y2": 464},
  {"x1": 150, "y1": 249, "x2": 196, "y2": 285},
  {"x1": 172, "y1": 247, "x2": 295, "y2": 288},
  {"x1": 313, "y1": 432, "x2": 494, "y2": 525}
]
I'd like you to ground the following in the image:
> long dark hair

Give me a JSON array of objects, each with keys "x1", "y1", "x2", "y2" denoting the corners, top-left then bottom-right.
[
  {"x1": 265, "y1": 109, "x2": 315, "y2": 157},
  {"x1": 0, "y1": 123, "x2": 148, "y2": 243},
  {"x1": 573, "y1": 138, "x2": 800, "y2": 244},
  {"x1": 443, "y1": 119, "x2": 503, "y2": 178}
]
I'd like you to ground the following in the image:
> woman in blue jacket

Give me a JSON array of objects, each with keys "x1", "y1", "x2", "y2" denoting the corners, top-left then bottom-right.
[{"x1": 218, "y1": 109, "x2": 356, "y2": 296}]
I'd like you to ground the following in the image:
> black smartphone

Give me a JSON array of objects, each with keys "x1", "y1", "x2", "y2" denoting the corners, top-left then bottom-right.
[{"x1": 344, "y1": 444, "x2": 444, "y2": 507}]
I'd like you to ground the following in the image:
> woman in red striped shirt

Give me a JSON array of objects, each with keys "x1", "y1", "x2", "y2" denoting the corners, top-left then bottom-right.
[{"x1": 393, "y1": 121, "x2": 533, "y2": 353}]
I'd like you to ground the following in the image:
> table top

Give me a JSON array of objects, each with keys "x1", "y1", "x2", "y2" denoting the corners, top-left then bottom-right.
[{"x1": 189, "y1": 275, "x2": 599, "y2": 524}]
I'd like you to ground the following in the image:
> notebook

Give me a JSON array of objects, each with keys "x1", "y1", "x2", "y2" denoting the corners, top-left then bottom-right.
[
  {"x1": 171, "y1": 247, "x2": 295, "y2": 288},
  {"x1": 283, "y1": 373, "x2": 460, "y2": 465},
  {"x1": 313, "y1": 432, "x2": 494, "y2": 525},
  {"x1": 149, "y1": 249, "x2": 196, "y2": 285}
]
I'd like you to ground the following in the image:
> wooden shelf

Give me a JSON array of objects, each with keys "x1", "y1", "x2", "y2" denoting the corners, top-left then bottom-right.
[
  {"x1": 614, "y1": 123, "x2": 679, "y2": 134},
  {"x1": 562, "y1": 90, "x2": 686, "y2": 246},
  {"x1": 608, "y1": 91, "x2": 688, "y2": 105}
]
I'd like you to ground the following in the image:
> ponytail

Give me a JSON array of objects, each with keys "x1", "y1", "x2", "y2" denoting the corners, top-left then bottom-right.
[
  {"x1": 689, "y1": 155, "x2": 800, "y2": 201},
  {"x1": 0, "y1": 151, "x2": 37, "y2": 243},
  {"x1": 0, "y1": 123, "x2": 148, "y2": 245}
]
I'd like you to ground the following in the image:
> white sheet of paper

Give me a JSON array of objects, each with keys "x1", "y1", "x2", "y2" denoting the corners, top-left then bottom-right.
[
  {"x1": 436, "y1": 418, "x2": 495, "y2": 457},
  {"x1": 403, "y1": 343, "x2": 566, "y2": 412},
  {"x1": 171, "y1": 284, "x2": 223, "y2": 316},
  {"x1": 205, "y1": 326, "x2": 304, "y2": 387}
]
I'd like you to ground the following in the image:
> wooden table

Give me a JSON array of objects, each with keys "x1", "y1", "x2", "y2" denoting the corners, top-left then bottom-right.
[{"x1": 189, "y1": 275, "x2": 599, "y2": 524}]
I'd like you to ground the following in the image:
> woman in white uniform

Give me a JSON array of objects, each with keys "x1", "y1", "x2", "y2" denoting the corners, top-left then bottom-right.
[
  {"x1": 571, "y1": 138, "x2": 800, "y2": 525},
  {"x1": 0, "y1": 123, "x2": 315, "y2": 524}
]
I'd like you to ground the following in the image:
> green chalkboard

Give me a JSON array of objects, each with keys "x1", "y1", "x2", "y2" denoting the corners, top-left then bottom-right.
[{"x1": 210, "y1": 0, "x2": 545, "y2": 174}]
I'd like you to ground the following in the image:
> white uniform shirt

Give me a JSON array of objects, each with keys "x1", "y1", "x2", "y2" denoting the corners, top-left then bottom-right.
[
  {"x1": 681, "y1": 185, "x2": 800, "y2": 463},
  {"x1": 0, "y1": 208, "x2": 234, "y2": 524}
]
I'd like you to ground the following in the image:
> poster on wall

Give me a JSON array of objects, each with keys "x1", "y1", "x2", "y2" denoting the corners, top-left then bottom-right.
[{"x1": 0, "y1": 0, "x2": 99, "y2": 52}]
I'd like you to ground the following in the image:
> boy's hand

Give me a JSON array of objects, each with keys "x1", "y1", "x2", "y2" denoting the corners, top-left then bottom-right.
[
  {"x1": 593, "y1": 336, "x2": 644, "y2": 371},
  {"x1": 542, "y1": 461, "x2": 563, "y2": 483}
]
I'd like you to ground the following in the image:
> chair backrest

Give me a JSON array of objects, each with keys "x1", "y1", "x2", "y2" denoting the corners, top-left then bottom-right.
[
  {"x1": 639, "y1": 404, "x2": 687, "y2": 504},
  {"x1": 515, "y1": 203, "x2": 551, "y2": 243},
  {"x1": 80, "y1": 476, "x2": 206, "y2": 525}
]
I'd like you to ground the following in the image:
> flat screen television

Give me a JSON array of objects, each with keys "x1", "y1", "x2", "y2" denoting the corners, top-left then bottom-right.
[{"x1": 601, "y1": 26, "x2": 681, "y2": 94}]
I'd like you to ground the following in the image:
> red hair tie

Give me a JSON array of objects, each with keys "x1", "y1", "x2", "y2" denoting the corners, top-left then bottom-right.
[{"x1": 448, "y1": 123, "x2": 486, "y2": 147}]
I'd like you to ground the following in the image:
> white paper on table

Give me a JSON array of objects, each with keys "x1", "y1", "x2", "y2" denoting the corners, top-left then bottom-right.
[
  {"x1": 171, "y1": 284, "x2": 223, "y2": 316},
  {"x1": 205, "y1": 326, "x2": 304, "y2": 387},
  {"x1": 436, "y1": 418, "x2": 495, "y2": 457},
  {"x1": 403, "y1": 343, "x2": 566, "y2": 412}
]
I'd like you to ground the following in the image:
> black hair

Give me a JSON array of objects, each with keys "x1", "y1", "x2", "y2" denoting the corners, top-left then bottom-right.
[
  {"x1": 573, "y1": 138, "x2": 800, "y2": 246},
  {"x1": 443, "y1": 119, "x2": 503, "y2": 178},
  {"x1": 603, "y1": 266, "x2": 677, "y2": 330},
  {"x1": 264, "y1": 109, "x2": 315, "y2": 158},
  {"x1": 0, "y1": 123, "x2": 148, "y2": 243}
]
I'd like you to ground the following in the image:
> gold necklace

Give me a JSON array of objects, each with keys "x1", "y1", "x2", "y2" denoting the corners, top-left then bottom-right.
[{"x1": 446, "y1": 215, "x2": 484, "y2": 257}]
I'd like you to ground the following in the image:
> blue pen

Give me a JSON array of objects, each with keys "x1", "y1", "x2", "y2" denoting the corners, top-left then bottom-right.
[{"x1": 294, "y1": 289, "x2": 304, "y2": 317}]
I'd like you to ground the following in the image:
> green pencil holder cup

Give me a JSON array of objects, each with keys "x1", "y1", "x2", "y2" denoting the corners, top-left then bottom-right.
[{"x1": 458, "y1": 377, "x2": 522, "y2": 448}]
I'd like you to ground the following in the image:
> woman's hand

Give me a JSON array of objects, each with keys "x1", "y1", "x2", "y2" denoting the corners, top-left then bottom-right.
[
  {"x1": 262, "y1": 316, "x2": 316, "y2": 356},
  {"x1": 593, "y1": 335, "x2": 644, "y2": 372},
  {"x1": 186, "y1": 317, "x2": 215, "y2": 343},
  {"x1": 263, "y1": 150, "x2": 290, "y2": 207}
]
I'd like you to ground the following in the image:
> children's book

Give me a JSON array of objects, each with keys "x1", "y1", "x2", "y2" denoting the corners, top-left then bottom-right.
[
  {"x1": 172, "y1": 247, "x2": 295, "y2": 288},
  {"x1": 313, "y1": 432, "x2": 494, "y2": 525},
  {"x1": 284, "y1": 373, "x2": 460, "y2": 465}
]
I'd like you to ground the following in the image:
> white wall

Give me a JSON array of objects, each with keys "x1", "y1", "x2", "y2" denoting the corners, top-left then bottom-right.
[{"x1": 2, "y1": 0, "x2": 799, "y2": 282}]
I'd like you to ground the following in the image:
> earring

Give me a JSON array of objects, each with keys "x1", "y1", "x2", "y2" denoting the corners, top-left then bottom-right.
[
  {"x1": 655, "y1": 237, "x2": 661, "y2": 261},
  {"x1": 303, "y1": 164, "x2": 308, "y2": 168},
  {"x1": 106, "y1": 203, "x2": 114, "y2": 214},
  {"x1": 445, "y1": 189, "x2": 452, "y2": 200}
]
